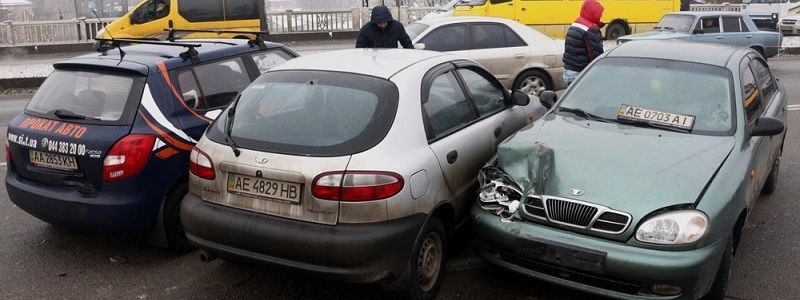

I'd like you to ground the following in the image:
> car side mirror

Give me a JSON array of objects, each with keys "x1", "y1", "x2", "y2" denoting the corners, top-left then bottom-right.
[
  {"x1": 511, "y1": 90, "x2": 530, "y2": 106},
  {"x1": 751, "y1": 117, "x2": 784, "y2": 137},
  {"x1": 539, "y1": 90, "x2": 557, "y2": 109},
  {"x1": 692, "y1": 28, "x2": 704, "y2": 34},
  {"x1": 414, "y1": 43, "x2": 426, "y2": 50}
]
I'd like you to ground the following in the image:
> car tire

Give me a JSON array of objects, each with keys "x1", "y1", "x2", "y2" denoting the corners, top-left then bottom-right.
[
  {"x1": 164, "y1": 183, "x2": 196, "y2": 254},
  {"x1": 606, "y1": 22, "x2": 628, "y2": 40},
  {"x1": 514, "y1": 70, "x2": 552, "y2": 97},
  {"x1": 762, "y1": 149, "x2": 781, "y2": 195},
  {"x1": 386, "y1": 216, "x2": 447, "y2": 300},
  {"x1": 703, "y1": 237, "x2": 733, "y2": 300}
]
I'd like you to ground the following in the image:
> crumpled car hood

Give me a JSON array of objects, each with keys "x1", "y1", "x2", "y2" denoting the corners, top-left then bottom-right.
[
  {"x1": 619, "y1": 31, "x2": 692, "y2": 42},
  {"x1": 494, "y1": 114, "x2": 735, "y2": 220}
]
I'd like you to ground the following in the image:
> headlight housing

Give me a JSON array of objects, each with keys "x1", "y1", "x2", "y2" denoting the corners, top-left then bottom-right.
[{"x1": 635, "y1": 210, "x2": 709, "y2": 245}]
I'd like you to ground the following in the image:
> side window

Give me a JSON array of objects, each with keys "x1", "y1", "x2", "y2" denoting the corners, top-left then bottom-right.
[
  {"x1": 251, "y1": 51, "x2": 293, "y2": 74},
  {"x1": 505, "y1": 26, "x2": 526, "y2": 47},
  {"x1": 178, "y1": 0, "x2": 223, "y2": 22},
  {"x1": 749, "y1": 58, "x2": 777, "y2": 101},
  {"x1": 457, "y1": 68, "x2": 506, "y2": 116},
  {"x1": 130, "y1": 0, "x2": 169, "y2": 25},
  {"x1": 193, "y1": 58, "x2": 251, "y2": 109},
  {"x1": 739, "y1": 17, "x2": 750, "y2": 32},
  {"x1": 225, "y1": 0, "x2": 260, "y2": 20},
  {"x1": 420, "y1": 25, "x2": 467, "y2": 52},
  {"x1": 177, "y1": 70, "x2": 203, "y2": 109},
  {"x1": 470, "y1": 23, "x2": 508, "y2": 50},
  {"x1": 699, "y1": 17, "x2": 720, "y2": 33},
  {"x1": 722, "y1": 16, "x2": 743, "y2": 33},
  {"x1": 740, "y1": 58, "x2": 763, "y2": 124},
  {"x1": 424, "y1": 71, "x2": 476, "y2": 137}
]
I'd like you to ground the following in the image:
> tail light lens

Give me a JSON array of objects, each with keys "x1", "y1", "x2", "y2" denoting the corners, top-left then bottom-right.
[
  {"x1": 5, "y1": 141, "x2": 11, "y2": 165},
  {"x1": 189, "y1": 147, "x2": 215, "y2": 180},
  {"x1": 312, "y1": 171, "x2": 404, "y2": 202},
  {"x1": 103, "y1": 134, "x2": 156, "y2": 182}
]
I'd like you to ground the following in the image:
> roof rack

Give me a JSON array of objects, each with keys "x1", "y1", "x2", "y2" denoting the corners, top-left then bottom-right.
[
  {"x1": 95, "y1": 38, "x2": 202, "y2": 63},
  {"x1": 164, "y1": 28, "x2": 271, "y2": 49}
]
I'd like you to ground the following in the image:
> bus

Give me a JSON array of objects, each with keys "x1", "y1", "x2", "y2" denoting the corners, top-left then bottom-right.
[
  {"x1": 453, "y1": 0, "x2": 687, "y2": 39},
  {"x1": 97, "y1": 0, "x2": 266, "y2": 43}
]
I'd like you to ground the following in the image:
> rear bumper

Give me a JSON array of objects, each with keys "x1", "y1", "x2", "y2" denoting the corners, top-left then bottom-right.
[
  {"x1": 181, "y1": 192, "x2": 427, "y2": 283},
  {"x1": 5, "y1": 169, "x2": 160, "y2": 231}
]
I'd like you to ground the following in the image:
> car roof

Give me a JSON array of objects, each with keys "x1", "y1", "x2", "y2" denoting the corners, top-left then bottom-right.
[
  {"x1": 55, "y1": 39, "x2": 288, "y2": 73},
  {"x1": 667, "y1": 11, "x2": 747, "y2": 17},
  {"x1": 415, "y1": 16, "x2": 520, "y2": 27},
  {"x1": 607, "y1": 39, "x2": 744, "y2": 67},
  {"x1": 270, "y1": 49, "x2": 450, "y2": 79}
]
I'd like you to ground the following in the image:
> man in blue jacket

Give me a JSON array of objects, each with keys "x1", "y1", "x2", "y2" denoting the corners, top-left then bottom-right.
[{"x1": 356, "y1": 6, "x2": 414, "y2": 49}]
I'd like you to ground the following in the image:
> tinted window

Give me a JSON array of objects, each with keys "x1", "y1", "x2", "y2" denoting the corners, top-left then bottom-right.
[
  {"x1": 178, "y1": 0, "x2": 223, "y2": 22},
  {"x1": 505, "y1": 27, "x2": 526, "y2": 47},
  {"x1": 26, "y1": 70, "x2": 144, "y2": 125},
  {"x1": 208, "y1": 71, "x2": 399, "y2": 156},
  {"x1": 699, "y1": 17, "x2": 720, "y2": 33},
  {"x1": 739, "y1": 17, "x2": 750, "y2": 32},
  {"x1": 457, "y1": 68, "x2": 505, "y2": 116},
  {"x1": 722, "y1": 16, "x2": 743, "y2": 32},
  {"x1": 749, "y1": 58, "x2": 776, "y2": 100},
  {"x1": 131, "y1": 0, "x2": 169, "y2": 24},
  {"x1": 424, "y1": 71, "x2": 475, "y2": 137},
  {"x1": 740, "y1": 58, "x2": 763, "y2": 124},
  {"x1": 251, "y1": 50, "x2": 292, "y2": 74},
  {"x1": 225, "y1": 0, "x2": 259, "y2": 20},
  {"x1": 471, "y1": 23, "x2": 506, "y2": 49},
  {"x1": 193, "y1": 58, "x2": 251, "y2": 109},
  {"x1": 421, "y1": 25, "x2": 466, "y2": 52},
  {"x1": 177, "y1": 70, "x2": 203, "y2": 109}
]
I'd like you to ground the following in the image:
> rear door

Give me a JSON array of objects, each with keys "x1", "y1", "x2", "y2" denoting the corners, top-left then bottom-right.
[
  {"x1": 721, "y1": 15, "x2": 753, "y2": 48},
  {"x1": 464, "y1": 22, "x2": 529, "y2": 84},
  {"x1": 7, "y1": 68, "x2": 146, "y2": 191}
]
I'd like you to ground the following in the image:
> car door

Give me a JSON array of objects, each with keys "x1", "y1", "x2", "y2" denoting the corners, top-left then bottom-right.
[
  {"x1": 721, "y1": 16, "x2": 753, "y2": 48},
  {"x1": 693, "y1": 16, "x2": 724, "y2": 43},
  {"x1": 422, "y1": 64, "x2": 492, "y2": 211},
  {"x1": 464, "y1": 22, "x2": 530, "y2": 84},
  {"x1": 748, "y1": 55, "x2": 785, "y2": 190}
]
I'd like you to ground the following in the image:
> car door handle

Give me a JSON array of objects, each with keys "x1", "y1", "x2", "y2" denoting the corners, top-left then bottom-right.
[
  {"x1": 746, "y1": 35, "x2": 752, "y2": 38},
  {"x1": 716, "y1": 36, "x2": 724, "y2": 39},
  {"x1": 494, "y1": 127, "x2": 503, "y2": 138},
  {"x1": 446, "y1": 151, "x2": 458, "y2": 164},
  {"x1": 513, "y1": 54, "x2": 526, "y2": 59}
]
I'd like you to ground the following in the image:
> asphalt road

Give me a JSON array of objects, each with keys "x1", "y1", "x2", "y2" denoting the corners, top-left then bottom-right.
[{"x1": 1, "y1": 57, "x2": 800, "y2": 300}]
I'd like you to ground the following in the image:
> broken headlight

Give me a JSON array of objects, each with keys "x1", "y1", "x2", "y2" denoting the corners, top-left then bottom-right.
[{"x1": 478, "y1": 166, "x2": 524, "y2": 222}]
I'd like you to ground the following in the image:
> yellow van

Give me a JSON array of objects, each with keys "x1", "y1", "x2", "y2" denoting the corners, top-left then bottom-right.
[
  {"x1": 97, "y1": 0, "x2": 264, "y2": 42},
  {"x1": 454, "y1": 0, "x2": 683, "y2": 39}
]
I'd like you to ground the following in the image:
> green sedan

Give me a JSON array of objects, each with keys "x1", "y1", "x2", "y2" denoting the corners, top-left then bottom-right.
[{"x1": 472, "y1": 39, "x2": 786, "y2": 300}]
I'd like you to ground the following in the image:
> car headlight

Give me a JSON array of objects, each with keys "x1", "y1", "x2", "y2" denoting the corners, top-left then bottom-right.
[{"x1": 635, "y1": 210, "x2": 709, "y2": 245}]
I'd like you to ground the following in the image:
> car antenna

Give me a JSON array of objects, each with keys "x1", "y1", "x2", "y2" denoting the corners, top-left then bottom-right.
[{"x1": 91, "y1": 9, "x2": 125, "y2": 60}]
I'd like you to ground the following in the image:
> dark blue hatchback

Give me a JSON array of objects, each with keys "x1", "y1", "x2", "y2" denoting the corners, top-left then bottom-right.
[{"x1": 5, "y1": 38, "x2": 296, "y2": 251}]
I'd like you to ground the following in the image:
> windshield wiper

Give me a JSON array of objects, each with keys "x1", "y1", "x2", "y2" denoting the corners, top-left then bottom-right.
[
  {"x1": 51, "y1": 109, "x2": 100, "y2": 121},
  {"x1": 223, "y1": 95, "x2": 242, "y2": 157},
  {"x1": 557, "y1": 107, "x2": 614, "y2": 123},
  {"x1": 616, "y1": 118, "x2": 692, "y2": 133}
]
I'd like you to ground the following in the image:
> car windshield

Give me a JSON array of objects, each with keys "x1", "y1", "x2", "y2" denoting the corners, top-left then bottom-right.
[
  {"x1": 655, "y1": 14, "x2": 696, "y2": 32},
  {"x1": 557, "y1": 57, "x2": 734, "y2": 136},
  {"x1": 25, "y1": 69, "x2": 145, "y2": 125},
  {"x1": 209, "y1": 70, "x2": 399, "y2": 157},
  {"x1": 406, "y1": 23, "x2": 430, "y2": 40}
]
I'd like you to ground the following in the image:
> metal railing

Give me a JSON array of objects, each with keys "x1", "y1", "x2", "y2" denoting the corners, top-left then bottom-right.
[
  {"x1": 1, "y1": 18, "x2": 113, "y2": 46},
  {"x1": 689, "y1": 4, "x2": 743, "y2": 12}
]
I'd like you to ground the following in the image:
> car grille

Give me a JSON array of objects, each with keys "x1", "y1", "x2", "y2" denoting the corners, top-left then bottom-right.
[
  {"x1": 522, "y1": 196, "x2": 632, "y2": 234},
  {"x1": 784, "y1": 19, "x2": 797, "y2": 25}
]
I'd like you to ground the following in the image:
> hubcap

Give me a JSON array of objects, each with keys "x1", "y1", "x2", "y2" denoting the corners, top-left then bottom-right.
[
  {"x1": 520, "y1": 77, "x2": 546, "y2": 96},
  {"x1": 417, "y1": 231, "x2": 443, "y2": 292}
]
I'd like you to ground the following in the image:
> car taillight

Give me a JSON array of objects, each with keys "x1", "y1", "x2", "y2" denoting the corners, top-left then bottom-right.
[
  {"x1": 4, "y1": 141, "x2": 11, "y2": 165},
  {"x1": 189, "y1": 147, "x2": 215, "y2": 180},
  {"x1": 312, "y1": 171, "x2": 404, "y2": 202},
  {"x1": 103, "y1": 134, "x2": 156, "y2": 182}
]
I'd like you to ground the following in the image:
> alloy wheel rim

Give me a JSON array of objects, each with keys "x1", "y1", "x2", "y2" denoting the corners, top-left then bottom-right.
[
  {"x1": 521, "y1": 77, "x2": 545, "y2": 96},
  {"x1": 417, "y1": 231, "x2": 443, "y2": 292}
]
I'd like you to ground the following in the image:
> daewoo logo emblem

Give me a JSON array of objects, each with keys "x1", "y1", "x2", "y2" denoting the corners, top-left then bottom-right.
[
  {"x1": 255, "y1": 157, "x2": 269, "y2": 164},
  {"x1": 569, "y1": 188, "x2": 585, "y2": 196}
]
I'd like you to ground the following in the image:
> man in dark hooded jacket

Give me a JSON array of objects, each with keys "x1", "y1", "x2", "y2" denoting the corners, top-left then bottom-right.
[
  {"x1": 563, "y1": 0, "x2": 604, "y2": 86},
  {"x1": 356, "y1": 5, "x2": 414, "y2": 49}
]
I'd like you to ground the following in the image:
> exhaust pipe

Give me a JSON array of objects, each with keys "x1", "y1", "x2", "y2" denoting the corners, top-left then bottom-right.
[{"x1": 199, "y1": 250, "x2": 218, "y2": 263}]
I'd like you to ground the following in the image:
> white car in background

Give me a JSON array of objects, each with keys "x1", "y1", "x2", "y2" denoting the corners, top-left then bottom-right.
[
  {"x1": 407, "y1": 16, "x2": 566, "y2": 96},
  {"x1": 779, "y1": 14, "x2": 800, "y2": 35}
]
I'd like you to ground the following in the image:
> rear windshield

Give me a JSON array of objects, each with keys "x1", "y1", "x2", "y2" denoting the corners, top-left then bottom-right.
[
  {"x1": 207, "y1": 70, "x2": 399, "y2": 157},
  {"x1": 25, "y1": 69, "x2": 145, "y2": 125}
]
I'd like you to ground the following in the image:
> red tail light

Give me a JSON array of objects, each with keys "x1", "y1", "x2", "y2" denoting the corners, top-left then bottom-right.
[
  {"x1": 189, "y1": 147, "x2": 215, "y2": 180},
  {"x1": 312, "y1": 171, "x2": 404, "y2": 202},
  {"x1": 103, "y1": 134, "x2": 156, "y2": 182}
]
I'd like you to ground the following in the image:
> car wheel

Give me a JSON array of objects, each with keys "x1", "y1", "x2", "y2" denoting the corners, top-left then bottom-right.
[
  {"x1": 388, "y1": 216, "x2": 447, "y2": 300},
  {"x1": 606, "y1": 22, "x2": 628, "y2": 40},
  {"x1": 703, "y1": 237, "x2": 733, "y2": 300},
  {"x1": 514, "y1": 70, "x2": 552, "y2": 97},
  {"x1": 762, "y1": 149, "x2": 781, "y2": 195},
  {"x1": 164, "y1": 183, "x2": 196, "y2": 254}
]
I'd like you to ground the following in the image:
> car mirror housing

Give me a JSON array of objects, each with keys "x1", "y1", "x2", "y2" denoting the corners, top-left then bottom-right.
[
  {"x1": 692, "y1": 28, "x2": 704, "y2": 35},
  {"x1": 751, "y1": 117, "x2": 784, "y2": 137},
  {"x1": 414, "y1": 43, "x2": 426, "y2": 50},
  {"x1": 539, "y1": 90, "x2": 557, "y2": 109},
  {"x1": 511, "y1": 90, "x2": 530, "y2": 106}
]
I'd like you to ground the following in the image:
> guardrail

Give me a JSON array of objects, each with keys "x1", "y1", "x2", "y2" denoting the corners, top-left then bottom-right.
[
  {"x1": 689, "y1": 4, "x2": 742, "y2": 12},
  {"x1": 0, "y1": 6, "x2": 437, "y2": 47}
]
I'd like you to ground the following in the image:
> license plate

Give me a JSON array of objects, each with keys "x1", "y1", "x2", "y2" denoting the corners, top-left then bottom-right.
[
  {"x1": 227, "y1": 173, "x2": 302, "y2": 204},
  {"x1": 516, "y1": 238, "x2": 606, "y2": 274},
  {"x1": 617, "y1": 104, "x2": 695, "y2": 130},
  {"x1": 29, "y1": 150, "x2": 78, "y2": 171}
]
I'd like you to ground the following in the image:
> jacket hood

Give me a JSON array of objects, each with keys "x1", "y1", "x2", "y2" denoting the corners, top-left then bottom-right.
[
  {"x1": 371, "y1": 5, "x2": 393, "y2": 23},
  {"x1": 576, "y1": 0, "x2": 604, "y2": 27}
]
